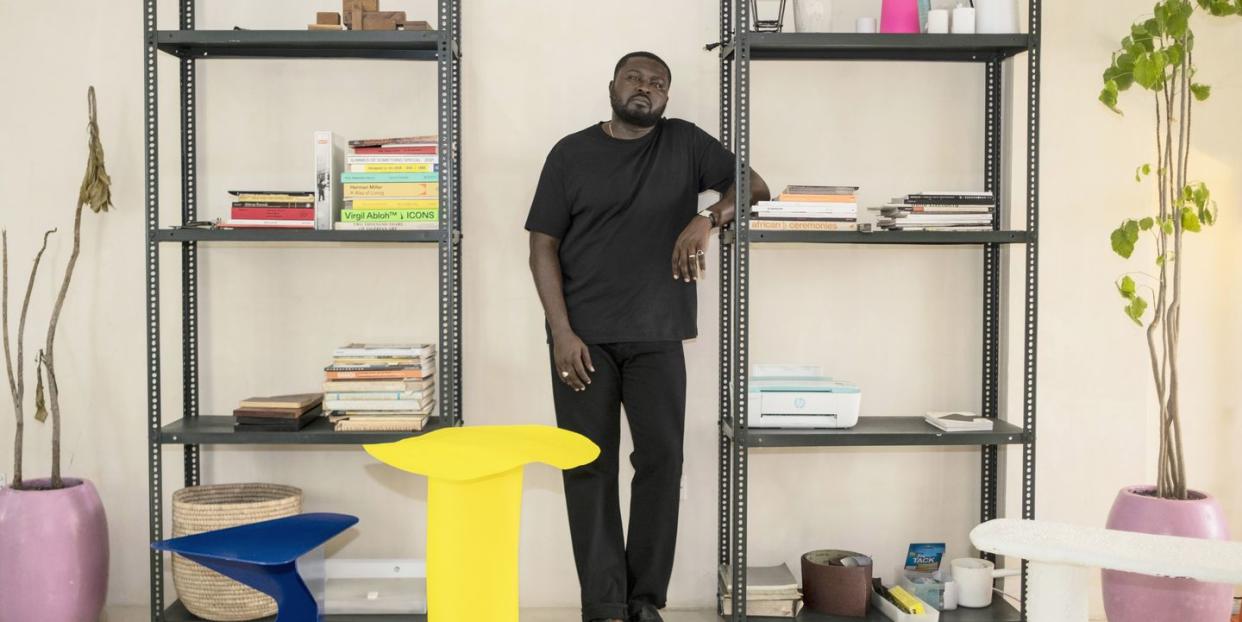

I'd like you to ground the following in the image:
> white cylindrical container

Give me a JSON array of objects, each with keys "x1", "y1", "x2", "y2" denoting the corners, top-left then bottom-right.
[
  {"x1": 951, "y1": 4, "x2": 976, "y2": 34},
  {"x1": 975, "y1": 0, "x2": 1019, "y2": 33},
  {"x1": 926, "y1": 9, "x2": 949, "y2": 33},
  {"x1": 950, "y1": 558, "x2": 994, "y2": 608},
  {"x1": 856, "y1": 16, "x2": 878, "y2": 33},
  {"x1": 794, "y1": 0, "x2": 833, "y2": 32}
]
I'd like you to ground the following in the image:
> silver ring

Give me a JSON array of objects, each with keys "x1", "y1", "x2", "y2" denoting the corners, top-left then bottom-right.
[
  {"x1": 561, "y1": 371, "x2": 570, "y2": 378},
  {"x1": 696, "y1": 249, "x2": 705, "y2": 255}
]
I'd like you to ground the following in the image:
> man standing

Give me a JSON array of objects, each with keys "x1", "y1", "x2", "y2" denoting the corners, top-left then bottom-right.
[{"x1": 526, "y1": 52, "x2": 769, "y2": 622}]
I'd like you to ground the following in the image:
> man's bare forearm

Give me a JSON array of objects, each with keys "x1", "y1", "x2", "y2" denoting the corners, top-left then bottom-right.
[{"x1": 529, "y1": 232, "x2": 574, "y2": 338}]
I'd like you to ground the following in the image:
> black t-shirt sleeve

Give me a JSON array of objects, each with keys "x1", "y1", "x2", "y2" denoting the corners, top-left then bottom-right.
[
  {"x1": 691, "y1": 124, "x2": 736, "y2": 194},
  {"x1": 525, "y1": 147, "x2": 571, "y2": 239}
]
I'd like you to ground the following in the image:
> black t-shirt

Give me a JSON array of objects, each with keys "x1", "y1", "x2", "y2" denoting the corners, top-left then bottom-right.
[{"x1": 525, "y1": 118, "x2": 735, "y2": 344}]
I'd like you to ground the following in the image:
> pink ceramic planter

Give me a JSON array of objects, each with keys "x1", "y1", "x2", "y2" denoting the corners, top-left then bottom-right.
[
  {"x1": 0, "y1": 478, "x2": 109, "y2": 622},
  {"x1": 1102, "y1": 485, "x2": 1233, "y2": 622}
]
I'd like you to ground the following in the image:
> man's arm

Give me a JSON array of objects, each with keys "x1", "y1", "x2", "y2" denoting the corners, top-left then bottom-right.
[
  {"x1": 672, "y1": 168, "x2": 770, "y2": 282},
  {"x1": 529, "y1": 232, "x2": 593, "y2": 391}
]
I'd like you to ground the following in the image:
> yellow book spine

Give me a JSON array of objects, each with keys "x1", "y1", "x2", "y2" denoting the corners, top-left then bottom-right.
[
  {"x1": 343, "y1": 182, "x2": 439, "y2": 198},
  {"x1": 347, "y1": 199, "x2": 440, "y2": 210},
  {"x1": 352, "y1": 163, "x2": 436, "y2": 173}
]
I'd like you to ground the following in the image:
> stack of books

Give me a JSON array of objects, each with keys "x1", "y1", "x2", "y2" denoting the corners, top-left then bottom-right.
[
  {"x1": 323, "y1": 343, "x2": 437, "y2": 432},
  {"x1": 233, "y1": 393, "x2": 323, "y2": 431},
  {"x1": 873, "y1": 191, "x2": 996, "y2": 231},
  {"x1": 223, "y1": 191, "x2": 316, "y2": 229},
  {"x1": 336, "y1": 135, "x2": 441, "y2": 231},
  {"x1": 720, "y1": 563, "x2": 802, "y2": 617},
  {"x1": 749, "y1": 185, "x2": 859, "y2": 232},
  {"x1": 924, "y1": 411, "x2": 995, "y2": 432}
]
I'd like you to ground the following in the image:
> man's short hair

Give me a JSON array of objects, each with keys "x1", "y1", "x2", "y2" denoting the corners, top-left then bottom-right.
[{"x1": 614, "y1": 51, "x2": 671, "y2": 83}]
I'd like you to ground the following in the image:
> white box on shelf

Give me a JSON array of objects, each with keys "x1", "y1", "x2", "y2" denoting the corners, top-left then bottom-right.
[
  {"x1": 322, "y1": 558, "x2": 426, "y2": 615},
  {"x1": 872, "y1": 590, "x2": 940, "y2": 622}
]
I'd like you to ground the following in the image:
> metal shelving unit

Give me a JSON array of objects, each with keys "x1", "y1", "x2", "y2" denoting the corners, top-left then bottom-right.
[
  {"x1": 143, "y1": 0, "x2": 463, "y2": 619},
  {"x1": 715, "y1": 2, "x2": 1040, "y2": 621}
]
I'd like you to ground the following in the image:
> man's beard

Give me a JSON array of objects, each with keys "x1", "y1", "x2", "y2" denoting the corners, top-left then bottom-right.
[{"x1": 610, "y1": 90, "x2": 664, "y2": 128}]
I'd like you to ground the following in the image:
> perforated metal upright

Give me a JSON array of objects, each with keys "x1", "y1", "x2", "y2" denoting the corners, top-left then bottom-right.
[
  {"x1": 144, "y1": 1, "x2": 463, "y2": 619},
  {"x1": 715, "y1": 1, "x2": 1040, "y2": 620}
]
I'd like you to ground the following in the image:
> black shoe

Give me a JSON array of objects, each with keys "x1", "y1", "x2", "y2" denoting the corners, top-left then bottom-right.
[{"x1": 629, "y1": 603, "x2": 663, "y2": 622}]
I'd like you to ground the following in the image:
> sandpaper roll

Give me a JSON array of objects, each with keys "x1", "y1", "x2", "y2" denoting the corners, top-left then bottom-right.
[{"x1": 801, "y1": 550, "x2": 873, "y2": 617}]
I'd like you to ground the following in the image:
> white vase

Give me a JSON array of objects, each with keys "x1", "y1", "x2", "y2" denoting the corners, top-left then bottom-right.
[
  {"x1": 794, "y1": 0, "x2": 833, "y2": 33},
  {"x1": 975, "y1": 0, "x2": 1019, "y2": 33}
]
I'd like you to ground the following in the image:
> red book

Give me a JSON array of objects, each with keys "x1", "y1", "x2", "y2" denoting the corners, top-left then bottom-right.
[
  {"x1": 231, "y1": 207, "x2": 316, "y2": 220},
  {"x1": 352, "y1": 146, "x2": 438, "y2": 155}
]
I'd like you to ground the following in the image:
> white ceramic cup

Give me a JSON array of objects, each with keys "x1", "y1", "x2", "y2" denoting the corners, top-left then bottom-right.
[
  {"x1": 856, "y1": 16, "x2": 878, "y2": 33},
  {"x1": 949, "y1": 558, "x2": 1018, "y2": 607},
  {"x1": 951, "y1": 6, "x2": 976, "y2": 34},
  {"x1": 926, "y1": 9, "x2": 949, "y2": 33}
]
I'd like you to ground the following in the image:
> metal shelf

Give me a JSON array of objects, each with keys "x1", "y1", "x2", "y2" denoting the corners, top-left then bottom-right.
[
  {"x1": 722, "y1": 416, "x2": 1026, "y2": 447},
  {"x1": 157, "y1": 415, "x2": 451, "y2": 445},
  {"x1": 163, "y1": 600, "x2": 424, "y2": 621},
  {"x1": 722, "y1": 33, "x2": 1031, "y2": 62},
  {"x1": 152, "y1": 227, "x2": 445, "y2": 244},
  {"x1": 154, "y1": 30, "x2": 452, "y2": 61},
  {"x1": 749, "y1": 230, "x2": 1030, "y2": 245},
  {"x1": 146, "y1": 3, "x2": 462, "y2": 619},
  {"x1": 717, "y1": 1, "x2": 1039, "y2": 619}
]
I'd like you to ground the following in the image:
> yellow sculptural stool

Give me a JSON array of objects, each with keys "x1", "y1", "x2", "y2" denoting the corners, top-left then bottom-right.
[{"x1": 364, "y1": 425, "x2": 600, "y2": 622}]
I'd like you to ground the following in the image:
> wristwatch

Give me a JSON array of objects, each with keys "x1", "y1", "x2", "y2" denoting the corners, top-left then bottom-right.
[{"x1": 697, "y1": 207, "x2": 719, "y2": 227}]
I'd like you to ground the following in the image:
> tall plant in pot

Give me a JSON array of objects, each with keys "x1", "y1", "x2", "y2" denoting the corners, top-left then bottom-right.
[
  {"x1": 0, "y1": 86, "x2": 113, "y2": 622},
  {"x1": 1097, "y1": 1, "x2": 1239, "y2": 620}
]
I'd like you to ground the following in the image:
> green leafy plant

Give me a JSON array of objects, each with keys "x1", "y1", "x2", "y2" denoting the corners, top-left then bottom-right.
[
  {"x1": 1099, "y1": 0, "x2": 1239, "y2": 500},
  {"x1": 2, "y1": 86, "x2": 111, "y2": 491}
]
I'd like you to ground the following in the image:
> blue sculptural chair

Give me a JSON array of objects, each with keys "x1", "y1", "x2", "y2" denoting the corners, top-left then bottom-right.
[{"x1": 151, "y1": 512, "x2": 358, "y2": 622}]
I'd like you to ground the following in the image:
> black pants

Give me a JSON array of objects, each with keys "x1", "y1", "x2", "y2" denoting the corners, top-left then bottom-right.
[{"x1": 550, "y1": 341, "x2": 687, "y2": 622}]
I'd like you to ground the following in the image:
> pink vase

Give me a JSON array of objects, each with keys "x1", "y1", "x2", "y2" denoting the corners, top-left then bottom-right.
[
  {"x1": 880, "y1": 0, "x2": 920, "y2": 33},
  {"x1": 0, "y1": 478, "x2": 109, "y2": 622},
  {"x1": 1102, "y1": 485, "x2": 1233, "y2": 622}
]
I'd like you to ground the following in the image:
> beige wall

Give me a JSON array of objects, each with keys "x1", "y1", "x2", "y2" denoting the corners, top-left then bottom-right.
[{"x1": 0, "y1": 0, "x2": 1238, "y2": 618}]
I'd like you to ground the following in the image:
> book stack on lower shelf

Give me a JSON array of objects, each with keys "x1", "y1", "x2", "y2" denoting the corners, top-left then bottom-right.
[
  {"x1": 750, "y1": 185, "x2": 860, "y2": 232},
  {"x1": 323, "y1": 343, "x2": 437, "y2": 432},
  {"x1": 223, "y1": 190, "x2": 316, "y2": 229},
  {"x1": 872, "y1": 191, "x2": 996, "y2": 231},
  {"x1": 233, "y1": 393, "x2": 324, "y2": 431},
  {"x1": 721, "y1": 563, "x2": 803, "y2": 618},
  {"x1": 337, "y1": 135, "x2": 441, "y2": 231}
]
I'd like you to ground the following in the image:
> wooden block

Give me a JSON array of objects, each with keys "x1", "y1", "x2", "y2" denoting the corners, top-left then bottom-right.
[
  {"x1": 362, "y1": 11, "x2": 405, "y2": 30},
  {"x1": 308, "y1": 23, "x2": 344, "y2": 30},
  {"x1": 316, "y1": 12, "x2": 341, "y2": 25},
  {"x1": 342, "y1": 0, "x2": 378, "y2": 27},
  {"x1": 402, "y1": 20, "x2": 432, "y2": 31},
  {"x1": 342, "y1": 0, "x2": 379, "y2": 13}
]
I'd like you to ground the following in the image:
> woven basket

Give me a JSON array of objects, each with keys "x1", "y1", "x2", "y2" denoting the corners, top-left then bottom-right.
[{"x1": 171, "y1": 483, "x2": 302, "y2": 621}]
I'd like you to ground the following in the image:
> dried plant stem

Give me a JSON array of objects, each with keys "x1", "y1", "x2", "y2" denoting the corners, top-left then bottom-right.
[
  {"x1": 45, "y1": 202, "x2": 84, "y2": 490},
  {"x1": 3, "y1": 230, "x2": 55, "y2": 490}
]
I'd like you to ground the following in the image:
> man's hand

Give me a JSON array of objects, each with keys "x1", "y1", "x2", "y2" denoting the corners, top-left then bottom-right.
[
  {"x1": 552, "y1": 329, "x2": 594, "y2": 392},
  {"x1": 672, "y1": 214, "x2": 713, "y2": 282}
]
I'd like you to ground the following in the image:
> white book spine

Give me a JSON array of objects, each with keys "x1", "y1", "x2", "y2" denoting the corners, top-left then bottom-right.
[
  {"x1": 314, "y1": 131, "x2": 345, "y2": 230},
  {"x1": 334, "y1": 222, "x2": 440, "y2": 231}
]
